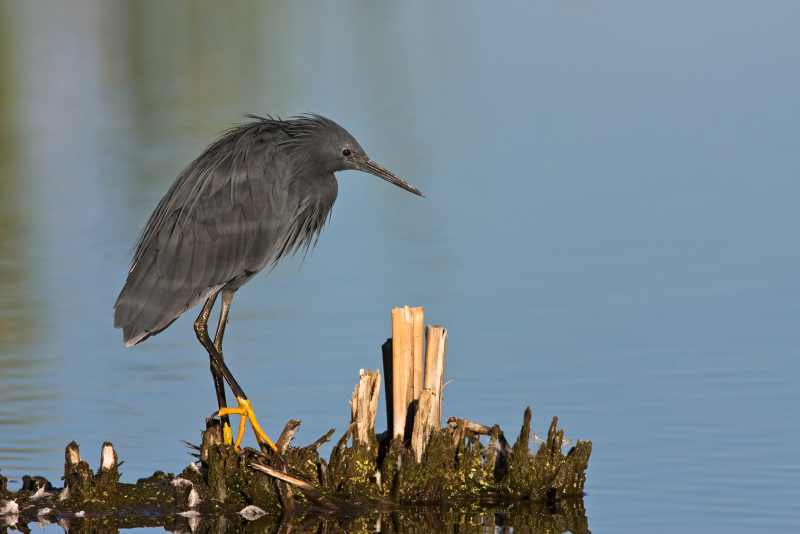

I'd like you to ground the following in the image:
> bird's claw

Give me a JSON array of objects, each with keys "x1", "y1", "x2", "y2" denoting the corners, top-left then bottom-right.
[
  {"x1": 217, "y1": 397, "x2": 277, "y2": 452},
  {"x1": 207, "y1": 413, "x2": 235, "y2": 446},
  {"x1": 222, "y1": 422, "x2": 233, "y2": 446}
]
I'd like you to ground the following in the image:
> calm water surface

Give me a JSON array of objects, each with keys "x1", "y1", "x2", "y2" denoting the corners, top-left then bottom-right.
[{"x1": 1, "y1": 1, "x2": 799, "y2": 532}]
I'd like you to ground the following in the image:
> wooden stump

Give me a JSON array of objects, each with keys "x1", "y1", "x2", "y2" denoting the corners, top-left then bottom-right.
[
  {"x1": 1, "y1": 304, "x2": 590, "y2": 529},
  {"x1": 350, "y1": 369, "x2": 381, "y2": 448}
]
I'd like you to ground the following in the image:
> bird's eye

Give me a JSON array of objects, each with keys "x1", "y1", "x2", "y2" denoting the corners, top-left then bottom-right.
[{"x1": 342, "y1": 148, "x2": 352, "y2": 157}]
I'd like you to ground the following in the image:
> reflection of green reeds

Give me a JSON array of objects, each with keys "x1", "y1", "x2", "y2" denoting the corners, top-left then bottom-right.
[
  {"x1": 0, "y1": 2, "x2": 35, "y2": 353},
  {"x1": 126, "y1": 0, "x2": 292, "y2": 186},
  {"x1": 0, "y1": 2, "x2": 52, "y2": 479}
]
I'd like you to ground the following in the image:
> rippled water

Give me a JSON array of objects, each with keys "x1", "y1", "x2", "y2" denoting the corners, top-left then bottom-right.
[{"x1": 1, "y1": 1, "x2": 799, "y2": 532}]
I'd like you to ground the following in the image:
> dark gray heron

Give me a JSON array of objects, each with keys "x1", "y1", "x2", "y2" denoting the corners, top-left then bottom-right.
[{"x1": 113, "y1": 114, "x2": 423, "y2": 451}]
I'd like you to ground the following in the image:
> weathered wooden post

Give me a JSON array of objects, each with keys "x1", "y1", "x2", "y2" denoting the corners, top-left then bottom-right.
[
  {"x1": 382, "y1": 306, "x2": 450, "y2": 462},
  {"x1": 411, "y1": 306, "x2": 425, "y2": 400},
  {"x1": 411, "y1": 326, "x2": 447, "y2": 462},
  {"x1": 410, "y1": 389, "x2": 436, "y2": 462},
  {"x1": 351, "y1": 369, "x2": 381, "y2": 448},
  {"x1": 95, "y1": 441, "x2": 120, "y2": 494},
  {"x1": 62, "y1": 441, "x2": 93, "y2": 502},
  {"x1": 389, "y1": 305, "x2": 425, "y2": 440},
  {"x1": 423, "y1": 325, "x2": 447, "y2": 428}
]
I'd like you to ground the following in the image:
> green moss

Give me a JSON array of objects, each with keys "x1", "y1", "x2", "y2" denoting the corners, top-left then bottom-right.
[
  {"x1": 205, "y1": 444, "x2": 281, "y2": 511},
  {"x1": 5, "y1": 406, "x2": 589, "y2": 525}
]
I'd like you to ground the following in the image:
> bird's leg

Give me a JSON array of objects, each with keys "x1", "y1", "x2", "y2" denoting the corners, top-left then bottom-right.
[
  {"x1": 203, "y1": 292, "x2": 277, "y2": 454},
  {"x1": 211, "y1": 289, "x2": 234, "y2": 443},
  {"x1": 193, "y1": 292, "x2": 233, "y2": 445},
  {"x1": 213, "y1": 289, "x2": 234, "y2": 352}
]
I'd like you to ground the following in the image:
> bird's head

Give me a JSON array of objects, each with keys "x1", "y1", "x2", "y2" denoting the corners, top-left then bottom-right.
[{"x1": 283, "y1": 115, "x2": 424, "y2": 197}]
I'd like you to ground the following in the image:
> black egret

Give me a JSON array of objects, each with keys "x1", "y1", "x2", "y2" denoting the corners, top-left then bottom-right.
[{"x1": 114, "y1": 114, "x2": 423, "y2": 451}]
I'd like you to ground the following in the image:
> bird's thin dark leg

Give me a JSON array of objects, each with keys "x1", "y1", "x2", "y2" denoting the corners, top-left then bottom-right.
[
  {"x1": 211, "y1": 290, "x2": 234, "y2": 431},
  {"x1": 196, "y1": 291, "x2": 276, "y2": 453},
  {"x1": 194, "y1": 292, "x2": 248, "y2": 405},
  {"x1": 193, "y1": 292, "x2": 231, "y2": 429},
  {"x1": 213, "y1": 289, "x2": 234, "y2": 353}
]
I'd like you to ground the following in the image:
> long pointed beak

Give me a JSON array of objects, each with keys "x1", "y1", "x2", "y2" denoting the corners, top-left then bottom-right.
[{"x1": 357, "y1": 158, "x2": 424, "y2": 197}]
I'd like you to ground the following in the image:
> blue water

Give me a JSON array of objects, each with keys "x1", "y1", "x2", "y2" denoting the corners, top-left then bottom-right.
[{"x1": 1, "y1": 1, "x2": 799, "y2": 532}]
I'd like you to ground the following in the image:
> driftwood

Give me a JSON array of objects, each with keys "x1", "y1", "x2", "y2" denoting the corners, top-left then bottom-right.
[{"x1": 0, "y1": 305, "x2": 591, "y2": 533}]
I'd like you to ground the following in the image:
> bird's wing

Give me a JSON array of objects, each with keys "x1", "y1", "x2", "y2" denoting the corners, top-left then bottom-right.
[{"x1": 114, "y1": 121, "x2": 292, "y2": 346}]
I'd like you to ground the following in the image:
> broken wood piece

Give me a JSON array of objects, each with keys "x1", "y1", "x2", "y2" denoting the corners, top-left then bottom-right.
[
  {"x1": 99, "y1": 442, "x2": 117, "y2": 472},
  {"x1": 424, "y1": 325, "x2": 447, "y2": 427},
  {"x1": 410, "y1": 389, "x2": 436, "y2": 462},
  {"x1": 390, "y1": 306, "x2": 414, "y2": 440},
  {"x1": 447, "y1": 417, "x2": 513, "y2": 458},
  {"x1": 249, "y1": 463, "x2": 339, "y2": 511},
  {"x1": 275, "y1": 469, "x2": 296, "y2": 516},
  {"x1": 411, "y1": 306, "x2": 425, "y2": 400},
  {"x1": 276, "y1": 420, "x2": 301, "y2": 454},
  {"x1": 250, "y1": 463, "x2": 314, "y2": 492},
  {"x1": 200, "y1": 418, "x2": 224, "y2": 463},
  {"x1": 350, "y1": 369, "x2": 381, "y2": 448},
  {"x1": 514, "y1": 407, "x2": 533, "y2": 454},
  {"x1": 65, "y1": 441, "x2": 80, "y2": 467},
  {"x1": 447, "y1": 416, "x2": 491, "y2": 435},
  {"x1": 270, "y1": 421, "x2": 302, "y2": 512},
  {"x1": 62, "y1": 442, "x2": 94, "y2": 502},
  {"x1": 95, "y1": 441, "x2": 120, "y2": 493},
  {"x1": 451, "y1": 417, "x2": 467, "y2": 447}
]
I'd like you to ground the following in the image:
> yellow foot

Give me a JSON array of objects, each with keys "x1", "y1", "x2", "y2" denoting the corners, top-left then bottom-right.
[
  {"x1": 218, "y1": 397, "x2": 277, "y2": 452},
  {"x1": 222, "y1": 422, "x2": 233, "y2": 446}
]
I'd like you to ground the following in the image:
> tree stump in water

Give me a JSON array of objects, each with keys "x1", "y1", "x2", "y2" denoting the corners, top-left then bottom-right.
[{"x1": 0, "y1": 305, "x2": 591, "y2": 532}]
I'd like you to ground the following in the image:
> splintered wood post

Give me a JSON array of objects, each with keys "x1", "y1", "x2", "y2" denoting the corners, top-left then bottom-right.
[
  {"x1": 390, "y1": 306, "x2": 414, "y2": 440},
  {"x1": 350, "y1": 369, "x2": 381, "y2": 448},
  {"x1": 65, "y1": 441, "x2": 80, "y2": 470},
  {"x1": 99, "y1": 442, "x2": 117, "y2": 473},
  {"x1": 410, "y1": 389, "x2": 436, "y2": 462},
  {"x1": 200, "y1": 418, "x2": 224, "y2": 463},
  {"x1": 411, "y1": 307, "x2": 425, "y2": 399},
  {"x1": 96, "y1": 441, "x2": 119, "y2": 493},
  {"x1": 423, "y1": 325, "x2": 447, "y2": 428},
  {"x1": 62, "y1": 441, "x2": 93, "y2": 502},
  {"x1": 276, "y1": 420, "x2": 302, "y2": 454}
]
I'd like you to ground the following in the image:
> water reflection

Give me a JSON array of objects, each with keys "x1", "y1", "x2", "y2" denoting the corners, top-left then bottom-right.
[{"x1": 5, "y1": 500, "x2": 589, "y2": 534}]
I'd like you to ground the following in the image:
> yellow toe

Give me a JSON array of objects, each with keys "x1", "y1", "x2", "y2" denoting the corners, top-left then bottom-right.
[
  {"x1": 222, "y1": 422, "x2": 233, "y2": 446},
  {"x1": 217, "y1": 397, "x2": 276, "y2": 452}
]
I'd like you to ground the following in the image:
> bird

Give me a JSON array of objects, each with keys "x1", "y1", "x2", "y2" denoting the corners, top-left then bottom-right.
[{"x1": 113, "y1": 114, "x2": 423, "y2": 451}]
